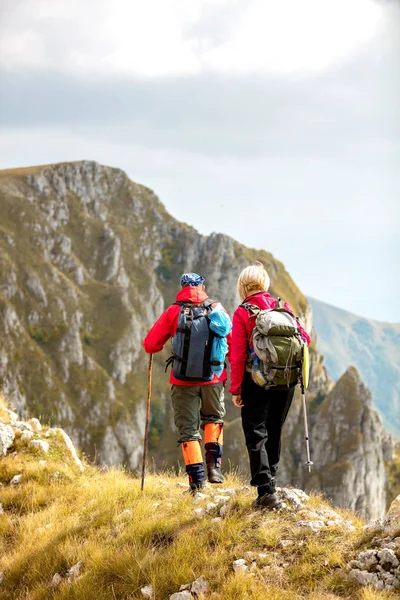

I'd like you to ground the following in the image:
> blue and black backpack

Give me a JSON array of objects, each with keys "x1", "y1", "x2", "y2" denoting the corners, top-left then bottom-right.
[{"x1": 166, "y1": 300, "x2": 225, "y2": 382}]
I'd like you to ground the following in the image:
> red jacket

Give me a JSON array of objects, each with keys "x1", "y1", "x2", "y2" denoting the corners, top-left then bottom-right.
[
  {"x1": 229, "y1": 292, "x2": 311, "y2": 395},
  {"x1": 143, "y1": 287, "x2": 232, "y2": 386}
]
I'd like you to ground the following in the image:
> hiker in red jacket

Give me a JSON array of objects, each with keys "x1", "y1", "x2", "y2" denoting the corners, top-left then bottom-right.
[
  {"x1": 143, "y1": 273, "x2": 232, "y2": 493},
  {"x1": 230, "y1": 262, "x2": 311, "y2": 509}
]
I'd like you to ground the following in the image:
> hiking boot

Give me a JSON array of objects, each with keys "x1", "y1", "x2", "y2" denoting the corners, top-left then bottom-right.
[
  {"x1": 253, "y1": 492, "x2": 282, "y2": 510},
  {"x1": 207, "y1": 464, "x2": 224, "y2": 484},
  {"x1": 189, "y1": 481, "x2": 206, "y2": 495}
]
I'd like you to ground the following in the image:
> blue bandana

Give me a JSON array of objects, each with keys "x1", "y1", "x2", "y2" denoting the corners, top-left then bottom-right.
[{"x1": 180, "y1": 272, "x2": 205, "y2": 287}]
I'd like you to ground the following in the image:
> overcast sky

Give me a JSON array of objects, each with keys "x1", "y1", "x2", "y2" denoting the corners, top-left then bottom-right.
[{"x1": 0, "y1": 0, "x2": 399, "y2": 321}]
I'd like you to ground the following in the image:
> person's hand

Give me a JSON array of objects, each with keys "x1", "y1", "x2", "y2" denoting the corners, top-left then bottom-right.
[{"x1": 232, "y1": 394, "x2": 244, "y2": 408}]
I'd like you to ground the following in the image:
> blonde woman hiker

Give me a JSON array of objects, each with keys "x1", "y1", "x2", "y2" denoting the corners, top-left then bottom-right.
[
  {"x1": 143, "y1": 273, "x2": 232, "y2": 493},
  {"x1": 229, "y1": 262, "x2": 311, "y2": 509}
]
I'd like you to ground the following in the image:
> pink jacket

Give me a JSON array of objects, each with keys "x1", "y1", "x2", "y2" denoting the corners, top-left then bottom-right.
[{"x1": 229, "y1": 292, "x2": 311, "y2": 395}]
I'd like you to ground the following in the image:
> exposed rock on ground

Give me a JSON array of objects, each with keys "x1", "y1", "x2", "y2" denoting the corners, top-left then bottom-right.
[{"x1": 348, "y1": 494, "x2": 400, "y2": 591}]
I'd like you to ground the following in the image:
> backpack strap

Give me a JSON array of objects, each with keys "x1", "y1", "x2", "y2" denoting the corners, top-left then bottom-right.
[
  {"x1": 276, "y1": 297, "x2": 284, "y2": 309},
  {"x1": 174, "y1": 299, "x2": 214, "y2": 310},
  {"x1": 240, "y1": 302, "x2": 260, "y2": 317}
]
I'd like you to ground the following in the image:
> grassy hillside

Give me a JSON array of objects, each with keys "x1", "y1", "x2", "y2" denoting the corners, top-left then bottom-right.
[
  {"x1": 1, "y1": 396, "x2": 400, "y2": 600},
  {"x1": 308, "y1": 297, "x2": 400, "y2": 438}
]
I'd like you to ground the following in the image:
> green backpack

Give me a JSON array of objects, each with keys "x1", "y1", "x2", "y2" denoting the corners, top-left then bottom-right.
[{"x1": 241, "y1": 298, "x2": 304, "y2": 388}]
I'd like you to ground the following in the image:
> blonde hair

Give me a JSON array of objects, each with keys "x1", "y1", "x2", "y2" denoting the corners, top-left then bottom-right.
[{"x1": 237, "y1": 261, "x2": 270, "y2": 301}]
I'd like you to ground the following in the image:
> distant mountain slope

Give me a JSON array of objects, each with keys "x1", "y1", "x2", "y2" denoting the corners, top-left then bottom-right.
[{"x1": 308, "y1": 296, "x2": 400, "y2": 437}]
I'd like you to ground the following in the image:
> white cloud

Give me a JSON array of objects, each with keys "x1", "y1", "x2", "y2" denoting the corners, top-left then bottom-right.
[{"x1": 0, "y1": 0, "x2": 387, "y2": 77}]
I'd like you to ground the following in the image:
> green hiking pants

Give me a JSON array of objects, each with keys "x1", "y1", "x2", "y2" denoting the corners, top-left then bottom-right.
[{"x1": 171, "y1": 382, "x2": 226, "y2": 444}]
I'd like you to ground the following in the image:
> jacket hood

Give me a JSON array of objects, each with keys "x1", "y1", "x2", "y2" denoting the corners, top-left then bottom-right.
[
  {"x1": 242, "y1": 291, "x2": 275, "y2": 310},
  {"x1": 176, "y1": 287, "x2": 209, "y2": 304}
]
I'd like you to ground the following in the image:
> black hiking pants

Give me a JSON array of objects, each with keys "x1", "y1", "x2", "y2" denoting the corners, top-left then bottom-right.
[{"x1": 241, "y1": 373, "x2": 295, "y2": 496}]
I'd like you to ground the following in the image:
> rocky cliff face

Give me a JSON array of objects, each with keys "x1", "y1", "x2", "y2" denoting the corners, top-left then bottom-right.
[{"x1": 0, "y1": 161, "x2": 391, "y2": 517}]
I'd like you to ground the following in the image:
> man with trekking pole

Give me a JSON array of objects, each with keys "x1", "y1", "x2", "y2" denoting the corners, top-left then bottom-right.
[{"x1": 142, "y1": 273, "x2": 232, "y2": 493}]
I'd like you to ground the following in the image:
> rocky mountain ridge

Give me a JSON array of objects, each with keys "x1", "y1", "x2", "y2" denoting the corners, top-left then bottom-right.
[{"x1": 0, "y1": 160, "x2": 392, "y2": 518}]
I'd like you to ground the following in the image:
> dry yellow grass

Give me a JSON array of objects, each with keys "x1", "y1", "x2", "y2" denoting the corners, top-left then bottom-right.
[
  {"x1": 0, "y1": 393, "x2": 396, "y2": 600},
  {"x1": 0, "y1": 464, "x2": 386, "y2": 599}
]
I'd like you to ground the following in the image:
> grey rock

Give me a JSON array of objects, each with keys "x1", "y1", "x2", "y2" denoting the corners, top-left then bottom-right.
[
  {"x1": 67, "y1": 561, "x2": 82, "y2": 580},
  {"x1": 377, "y1": 548, "x2": 399, "y2": 569},
  {"x1": 190, "y1": 576, "x2": 209, "y2": 596},
  {"x1": 140, "y1": 584, "x2": 154, "y2": 598},
  {"x1": 28, "y1": 418, "x2": 42, "y2": 432},
  {"x1": 20, "y1": 430, "x2": 34, "y2": 442},
  {"x1": 60, "y1": 311, "x2": 83, "y2": 367},
  {"x1": 233, "y1": 559, "x2": 248, "y2": 573},
  {"x1": 26, "y1": 276, "x2": 48, "y2": 307},
  {"x1": 98, "y1": 426, "x2": 124, "y2": 467},
  {"x1": 0, "y1": 423, "x2": 15, "y2": 455},
  {"x1": 193, "y1": 493, "x2": 208, "y2": 503},
  {"x1": 349, "y1": 569, "x2": 384, "y2": 590},
  {"x1": 101, "y1": 226, "x2": 121, "y2": 282},
  {"x1": 51, "y1": 573, "x2": 63, "y2": 586},
  {"x1": 278, "y1": 487, "x2": 309, "y2": 508},
  {"x1": 14, "y1": 421, "x2": 33, "y2": 432},
  {"x1": 10, "y1": 474, "x2": 22, "y2": 486},
  {"x1": 110, "y1": 315, "x2": 143, "y2": 384},
  {"x1": 364, "y1": 518, "x2": 385, "y2": 533},
  {"x1": 170, "y1": 592, "x2": 193, "y2": 600},
  {"x1": 29, "y1": 440, "x2": 49, "y2": 453},
  {"x1": 45, "y1": 428, "x2": 57, "y2": 437},
  {"x1": 216, "y1": 487, "x2": 236, "y2": 495},
  {"x1": 54, "y1": 428, "x2": 84, "y2": 471},
  {"x1": 278, "y1": 540, "x2": 294, "y2": 548},
  {"x1": 114, "y1": 415, "x2": 144, "y2": 469},
  {"x1": 297, "y1": 520, "x2": 325, "y2": 532},
  {"x1": 343, "y1": 520, "x2": 356, "y2": 531},
  {"x1": 384, "y1": 495, "x2": 400, "y2": 538},
  {"x1": 358, "y1": 550, "x2": 378, "y2": 569},
  {"x1": 213, "y1": 495, "x2": 230, "y2": 504},
  {"x1": 349, "y1": 560, "x2": 363, "y2": 570}
]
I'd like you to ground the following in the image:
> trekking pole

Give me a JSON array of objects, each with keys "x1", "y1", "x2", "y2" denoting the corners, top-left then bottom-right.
[
  {"x1": 141, "y1": 354, "x2": 153, "y2": 491},
  {"x1": 300, "y1": 372, "x2": 313, "y2": 473}
]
